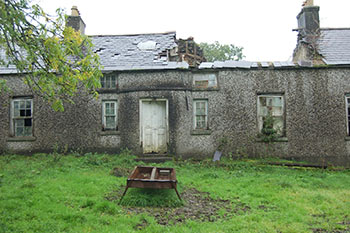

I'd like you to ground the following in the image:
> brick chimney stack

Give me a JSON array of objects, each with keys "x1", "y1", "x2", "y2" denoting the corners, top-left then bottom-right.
[{"x1": 66, "y1": 6, "x2": 86, "y2": 34}]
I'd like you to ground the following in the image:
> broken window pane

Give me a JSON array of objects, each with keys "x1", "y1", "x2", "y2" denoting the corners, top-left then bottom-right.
[
  {"x1": 272, "y1": 106, "x2": 283, "y2": 116},
  {"x1": 258, "y1": 95, "x2": 284, "y2": 136},
  {"x1": 24, "y1": 118, "x2": 32, "y2": 127},
  {"x1": 25, "y1": 109, "x2": 31, "y2": 116},
  {"x1": 193, "y1": 74, "x2": 217, "y2": 88},
  {"x1": 273, "y1": 97, "x2": 283, "y2": 107},
  {"x1": 12, "y1": 98, "x2": 33, "y2": 137}
]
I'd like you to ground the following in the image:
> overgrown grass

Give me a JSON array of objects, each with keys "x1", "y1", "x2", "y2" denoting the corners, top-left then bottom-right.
[{"x1": 0, "y1": 152, "x2": 349, "y2": 232}]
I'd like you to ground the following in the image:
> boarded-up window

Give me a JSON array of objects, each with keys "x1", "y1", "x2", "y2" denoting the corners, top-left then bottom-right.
[
  {"x1": 257, "y1": 95, "x2": 284, "y2": 135},
  {"x1": 193, "y1": 74, "x2": 217, "y2": 88},
  {"x1": 100, "y1": 74, "x2": 117, "y2": 89},
  {"x1": 193, "y1": 100, "x2": 208, "y2": 129},
  {"x1": 12, "y1": 98, "x2": 33, "y2": 137},
  {"x1": 102, "y1": 101, "x2": 118, "y2": 130}
]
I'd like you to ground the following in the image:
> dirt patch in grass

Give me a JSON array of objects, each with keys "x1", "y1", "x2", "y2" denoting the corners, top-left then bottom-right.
[
  {"x1": 311, "y1": 215, "x2": 350, "y2": 233},
  {"x1": 107, "y1": 187, "x2": 250, "y2": 225}
]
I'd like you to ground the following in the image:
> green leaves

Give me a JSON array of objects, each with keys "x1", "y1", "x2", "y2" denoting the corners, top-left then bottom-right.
[
  {"x1": 199, "y1": 41, "x2": 245, "y2": 62},
  {"x1": 0, "y1": 0, "x2": 102, "y2": 111}
]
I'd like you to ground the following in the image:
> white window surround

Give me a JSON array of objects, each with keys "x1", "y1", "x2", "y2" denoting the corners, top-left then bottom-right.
[
  {"x1": 11, "y1": 98, "x2": 33, "y2": 137},
  {"x1": 257, "y1": 94, "x2": 284, "y2": 136},
  {"x1": 346, "y1": 95, "x2": 350, "y2": 136},
  {"x1": 193, "y1": 99, "x2": 208, "y2": 130},
  {"x1": 102, "y1": 100, "x2": 118, "y2": 130}
]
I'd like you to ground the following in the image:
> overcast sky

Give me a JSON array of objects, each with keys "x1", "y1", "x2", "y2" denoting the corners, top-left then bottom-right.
[{"x1": 37, "y1": 0, "x2": 350, "y2": 62}]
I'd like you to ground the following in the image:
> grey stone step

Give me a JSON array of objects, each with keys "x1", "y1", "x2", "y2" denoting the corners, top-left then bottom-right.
[
  {"x1": 140, "y1": 153, "x2": 169, "y2": 157},
  {"x1": 134, "y1": 157, "x2": 173, "y2": 163}
]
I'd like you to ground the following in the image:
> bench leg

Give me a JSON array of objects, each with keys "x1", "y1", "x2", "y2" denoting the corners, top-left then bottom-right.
[
  {"x1": 119, "y1": 185, "x2": 129, "y2": 204},
  {"x1": 172, "y1": 183, "x2": 182, "y2": 201}
]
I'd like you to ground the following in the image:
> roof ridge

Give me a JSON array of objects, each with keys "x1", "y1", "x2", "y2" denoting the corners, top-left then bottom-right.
[
  {"x1": 88, "y1": 31, "x2": 176, "y2": 37},
  {"x1": 320, "y1": 28, "x2": 350, "y2": 31}
]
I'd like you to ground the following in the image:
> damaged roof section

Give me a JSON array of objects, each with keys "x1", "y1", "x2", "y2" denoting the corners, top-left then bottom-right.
[
  {"x1": 90, "y1": 31, "x2": 186, "y2": 71},
  {"x1": 199, "y1": 61, "x2": 296, "y2": 69},
  {"x1": 317, "y1": 28, "x2": 350, "y2": 65}
]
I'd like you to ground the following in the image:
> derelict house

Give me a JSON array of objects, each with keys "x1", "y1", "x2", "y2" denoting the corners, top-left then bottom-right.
[{"x1": 1, "y1": 3, "x2": 350, "y2": 166}]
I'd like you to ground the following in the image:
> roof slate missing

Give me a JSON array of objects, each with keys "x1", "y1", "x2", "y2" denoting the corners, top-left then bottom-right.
[
  {"x1": 2, "y1": 27, "x2": 350, "y2": 74},
  {"x1": 90, "y1": 31, "x2": 179, "y2": 71}
]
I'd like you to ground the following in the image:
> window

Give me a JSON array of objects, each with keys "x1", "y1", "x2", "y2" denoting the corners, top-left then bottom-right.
[
  {"x1": 257, "y1": 95, "x2": 284, "y2": 136},
  {"x1": 100, "y1": 74, "x2": 117, "y2": 89},
  {"x1": 193, "y1": 73, "x2": 217, "y2": 88},
  {"x1": 193, "y1": 100, "x2": 208, "y2": 129},
  {"x1": 102, "y1": 101, "x2": 118, "y2": 130},
  {"x1": 346, "y1": 96, "x2": 350, "y2": 135},
  {"x1": 11, "y1": 98, "x2": 33, "y2": 137}
]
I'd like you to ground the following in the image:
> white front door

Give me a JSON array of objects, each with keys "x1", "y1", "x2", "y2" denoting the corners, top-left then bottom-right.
[{"x1": 141, "y1": 100, "x2": 167, "y2": 154}]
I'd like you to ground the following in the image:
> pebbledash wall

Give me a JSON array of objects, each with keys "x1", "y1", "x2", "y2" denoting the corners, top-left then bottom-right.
[{"x1": 1, "y1": 65, "x2": 350, "y2": 166}]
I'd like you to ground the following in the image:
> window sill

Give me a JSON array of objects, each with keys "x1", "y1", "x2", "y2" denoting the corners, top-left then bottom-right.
[
  {"x1": 191, "y1": 129, "x2": 212, "y2": 135},
  {"x1": 7, "y1": 136, "x2": 36, "y2": 142},
  {"x1": 344, "y1": 136, "x2": 350, "y2": 141},
  {"x1": 98, "y1": 88, "x2": 118, "y2": 94},
  {"x1": 256, "y1": 137, "x2": 288, "y2": 142},
  {"x1": 192, "y1": 87, "x2": 219, "y2": 92},
  {"x1": 100, "y1": 131, "x2": 120, "y2": 136}
]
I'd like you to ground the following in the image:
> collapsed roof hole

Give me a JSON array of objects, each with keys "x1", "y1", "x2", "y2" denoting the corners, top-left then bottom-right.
[
  {"x1": 112, "y1": 53, "x2": 120, "y2": 58},
  {"x1": 95, "y1": 48, "x2": 105, "y2": 53}
]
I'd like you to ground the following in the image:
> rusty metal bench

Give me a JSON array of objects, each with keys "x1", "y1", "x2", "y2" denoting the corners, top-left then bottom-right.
[{"x1": 119, "y1": 166, "x2": 181, "y2": 203}]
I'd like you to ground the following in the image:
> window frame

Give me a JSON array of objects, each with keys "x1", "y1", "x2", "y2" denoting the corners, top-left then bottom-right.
[
  {"x1": 10, "y1": 97, "x2": 33, "y2": 137},
  {"x1": 193, "y1": 73, "x2": 218, "y2": 89},
  {"x1": 345, "y1": 95, "x2": 350, "y2": 136},
  {"x1": 257, "y1": 94, "x2": 285, "y2": 137},
  {"x1": 100, "y1": 73, "x2": 117, "y2": 89},
  {"x1": 193, "y1": 99, "x2": 209, "y2": 130},
  {"x1": 102, "y1": 100, "x2": 118, "y2": 131}
]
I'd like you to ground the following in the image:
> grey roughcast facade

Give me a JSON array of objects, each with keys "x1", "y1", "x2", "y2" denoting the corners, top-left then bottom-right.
[{"x1": 1, "y1": 2, "x2": 350, "y2": 166}]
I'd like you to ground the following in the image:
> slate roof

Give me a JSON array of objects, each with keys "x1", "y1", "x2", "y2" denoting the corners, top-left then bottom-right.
[
  {"x1": 317, "y1": 28, "x2": 350, "y2": 65},
  {"x1": 2, "y1": 28, "x2": 350, "y2": 74},
  {"x1": 90, "y1": 31, "x2": 188, "y2": 71},
  {"x1": 0, "y1": 31, "x2": 188, "y2": 74},
  {"x1": 0, "y1": 48, "x2": 18, "y2": 74}
]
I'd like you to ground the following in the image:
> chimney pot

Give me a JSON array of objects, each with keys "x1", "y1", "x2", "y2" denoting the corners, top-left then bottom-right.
[
  {"x1": 302, "y1": 0, "x2": 314, "y2": 7},
  {"x1": 71, "y1": 6, "x2": 80, "y2": 16},
  {"x1": 66, "y1": 6, "x2": 86, "y2": 34}
]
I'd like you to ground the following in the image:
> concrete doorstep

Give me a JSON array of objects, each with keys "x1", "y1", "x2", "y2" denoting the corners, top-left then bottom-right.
[{"x1": 134, "y1": 155, "x2": 173, "y2": 163}]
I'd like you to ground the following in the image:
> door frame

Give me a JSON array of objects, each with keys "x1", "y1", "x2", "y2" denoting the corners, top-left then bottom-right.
[{"x1": 139, "y1": 98, "x2": 169, "y2": 152}]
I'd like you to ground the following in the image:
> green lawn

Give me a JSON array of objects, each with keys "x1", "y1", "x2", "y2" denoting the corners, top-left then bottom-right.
[{"x1": 0, "y1": 152, "x2": 349, "y2": 233}]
